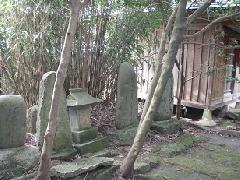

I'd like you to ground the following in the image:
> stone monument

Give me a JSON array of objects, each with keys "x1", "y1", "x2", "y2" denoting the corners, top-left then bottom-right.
[
  {"x1": 67, "y1": 88, "x2": 109, "y2": 154},
  {"x1": 116, "y1": 62, "x2": 138, "y2": 129},
  {"x1": 0, "y1": 95, "x2": 39, "y2": 179},
  {"x1": 26, "y1": 105, "x2": 38, "y2": 134},
  {"x1": 150, "y1": 73, "x2": 181, "y2": 134},
  {"x1": 36, "y1": 71, "x2": 76, "y2": 159},
  {"x1": 154, "y1": 73, "x2": 173, "y2": 121}
]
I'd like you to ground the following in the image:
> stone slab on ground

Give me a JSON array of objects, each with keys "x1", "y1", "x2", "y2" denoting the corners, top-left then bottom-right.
[
  {"x1": 93, "y1": 149, "x2": 119, "y2": 158},
  {"x1": 134, "y1": 162, "x2": 151, "y2": 174},
  {"x1": 52, "y1": 148, "x2": 77, "y2": 160},
  {"x1": 0, "y1": 145, "x2": 40, "y2": 179},
  {"x1": 74, "y1": 165, "x2": 119, "y2": 180},
  {"x1": 50, "y1": 157, "x2": 114, "y2": 179},
  {"x1": 73, "y1": 136, "x2": 109, "y2": 154},
  {"x1": 195, "y1": 119, "x2": 216, "y2": 127},
  {"x1": 108, "y1": 126, "x2": 137, "y2": 145},
  {"x1": 72, "y1": 127, "x2": 98, "y2": 144},
  {"x1": 150, "y1": 119, "x2": 181, "y2": 134}
]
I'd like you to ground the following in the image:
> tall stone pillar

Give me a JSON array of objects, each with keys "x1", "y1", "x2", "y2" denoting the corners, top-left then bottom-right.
[
  {"x1": 116, "y1": 62, "x2": 138, "y2": 129},
  {"x1": 36, "y1": 71, "x2": 76, "y2": 159},
  {"x1": 154, "y1": 73, "x2": 173, "y2": 121}
]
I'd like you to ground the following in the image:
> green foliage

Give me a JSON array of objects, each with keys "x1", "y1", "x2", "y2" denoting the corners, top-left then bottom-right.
[
  {"x1": 0, "y1": 0, "x2": 68, "y2": 105},
  {"x1": 0, "y1": 0, "x2": 172, "y2": 105},
  {"x1": 105, "y1": 0, "x2": 172, "y2": 65}
]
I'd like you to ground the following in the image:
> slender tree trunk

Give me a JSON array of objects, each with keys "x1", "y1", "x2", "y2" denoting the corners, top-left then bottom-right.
[
  {"x1": 37, "y1": 1, "x2": 89, "y2": 179},
  {"x1": 120, "y1": 0, "x2": 188, "y2": 177},
  {"x1": 141, "y1": 0, "x2": 214, "y2": 121},
  {"x1": 140, "y1": 6, "x2": 178, "y2": 121}
]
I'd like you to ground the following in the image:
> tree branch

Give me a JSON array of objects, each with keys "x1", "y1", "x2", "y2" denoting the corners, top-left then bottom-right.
[
  {"x1": 185, "y1": 12, "x2": 240, "y2": 39},
  {"x1": 186, "y1": 0, "x2": 215, "y2": 26}
]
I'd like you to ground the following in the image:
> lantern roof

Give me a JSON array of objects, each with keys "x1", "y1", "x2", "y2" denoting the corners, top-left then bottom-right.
[{"x1": 67, "y1": 88, "x2": 102, "y2": 107}]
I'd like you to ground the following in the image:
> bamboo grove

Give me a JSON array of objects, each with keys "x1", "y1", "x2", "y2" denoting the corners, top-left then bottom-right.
[{"x1": 0, "y1": 0, "x2": 172, "y2": 106}]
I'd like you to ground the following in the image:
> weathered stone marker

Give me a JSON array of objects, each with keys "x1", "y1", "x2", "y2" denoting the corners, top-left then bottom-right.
[
  {"x1": 36, "y1": 71, "x2": 76, "y2": 159},
  {"x1": 150, "y1": 73, "x2": 181, "y2": 134},
  {"x1": 116, "y1": 62, "x2": 138, "y2": 129},
  {"x1": 0, "y1": 95, "x2": 40, "y2": 179},
  {"x1": 26, "y1": 105, "x2": 38, "y2": 134},
  {"x1": 0, "y1": 95, "x2": 26, "y2": 148},
  {"x1": 154, "y1": 73, "x2": 173, "y2": 121}
]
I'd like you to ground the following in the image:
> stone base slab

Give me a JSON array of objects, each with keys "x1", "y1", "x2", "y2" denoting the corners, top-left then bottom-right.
[
  {"x1": 73, "y1": 136, "x2": 109, "y2": 154},
  {"x1": 150, "y1": 119, "x2": 181, "y2": 134},
  {"x1": 52, "y1": 147, "x2": 77, "y2": 160},
  {"x1": 72, "y1": 127, "x2": 98, "y2": 144},
  {"x1": 50, "y1": 157, "x2": 113, "y2": 179},
  {"x1": 195, "y1": 119, "x2": 216, "y2": 127}
]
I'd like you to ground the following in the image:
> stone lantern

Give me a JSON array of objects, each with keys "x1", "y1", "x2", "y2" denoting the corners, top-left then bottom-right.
[
  {"x1": 67, "y1": 88, "x2": 102, "y2": 131},
  {"x1": 67, "y1": 88, "x2": 109, "y2": 154}
]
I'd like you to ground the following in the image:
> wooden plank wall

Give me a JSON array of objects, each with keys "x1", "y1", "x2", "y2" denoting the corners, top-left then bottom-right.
[
  {"x1": 210, "y1": 41, "x2": 225, "y2": 102},
  {"x1": 173, "y1": 25, "x2": 223, "y2": 108}
]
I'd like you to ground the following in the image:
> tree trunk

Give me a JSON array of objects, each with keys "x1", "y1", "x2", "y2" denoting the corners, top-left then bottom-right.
[
  {"x1": 120, "y1": 0, "x2": 188, "y2": 177},
  {"x1": 140, "y1": 6, "x2": 178, "y2": 121},
  {"x1": 36, "y1": 1, "x2": 89, "y2": 179},
  {"x1": 141, "y1": 0, "x2": 214, "y2": 121}
]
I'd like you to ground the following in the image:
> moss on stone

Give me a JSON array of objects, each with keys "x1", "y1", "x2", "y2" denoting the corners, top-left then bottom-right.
[
  {"x1": 150, "y1": 119, "x2": 181, "y2": 134},
  {"x1": 92, "y1": 166, "x2": 118, "y2": 180},
  {"x1": 51, "y1": 147, "x2": 77, "y2": 160},
  {"x1": 50, "y1": 157, "x2": 114, "y2": 179},
  {"x1": 93, "y1": 149, "x2": 119, "y2": 158},
  {"x1": 152, "y1": 134, "x2": 196, "y2": 157},
  {"x1": 134, "y1": 165, "x2": 195, "y2": 180},
  {"x1": 134, "y1": 162, "x2": 151, "y2": 174},
  {"x1": 108, "y1": 126, "x2": 137, "y2": 145},
  {"x1": 142, "y1": 154, "x2": 162, "y2": 168}
]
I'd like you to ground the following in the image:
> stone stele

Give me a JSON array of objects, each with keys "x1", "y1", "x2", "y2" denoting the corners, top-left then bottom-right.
[
  {"x1": 36, "y1": 71, "x2": 75, "y2": 158},
  {"x1": 116, "y1": 62, "x2": 138, "y2": 129},
  {"x1": 154, "y1": 73, "x2": 173, "y2": 121},
  {"x1": 26, "y1": 105, "x2": 38, "y2": 134}
]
